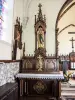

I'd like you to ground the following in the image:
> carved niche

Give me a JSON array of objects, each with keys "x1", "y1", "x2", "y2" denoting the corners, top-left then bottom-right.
[
  {"x1": 34, "y1": 3, "x2": 47, "y2": 71},
  {"x1": 34, "y1": 3, "x2": 46, "y2": 57}
]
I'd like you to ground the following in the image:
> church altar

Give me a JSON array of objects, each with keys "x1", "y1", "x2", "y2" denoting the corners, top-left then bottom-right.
[
  {"x1": 16, "y1": 72, "x2": 64, "y2": 99},
  {"x1": 15, "y1": 4, "x2": 64, "y2": 100}
]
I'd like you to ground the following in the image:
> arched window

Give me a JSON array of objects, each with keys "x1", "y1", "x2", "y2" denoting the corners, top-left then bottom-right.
[{"x1": 0, "y1": 0, "x2": 6, "y2": 40}]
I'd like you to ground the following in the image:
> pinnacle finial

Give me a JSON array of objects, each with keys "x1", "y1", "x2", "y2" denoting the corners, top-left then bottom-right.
[
  {"x1": 38, "y1": 3, "x2": 43, "y2": 20},
  {"x1": 38, "y1": 3, "x2": 42, "y2": 9}
]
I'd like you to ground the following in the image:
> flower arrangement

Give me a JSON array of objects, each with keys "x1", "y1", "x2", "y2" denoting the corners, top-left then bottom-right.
[{"x1": 64, "y1": 71, "x2": 74, "y2": 82}]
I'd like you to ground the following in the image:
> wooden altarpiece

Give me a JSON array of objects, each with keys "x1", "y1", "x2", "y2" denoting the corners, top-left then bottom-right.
[{"x1": 17, "y1": 4, "x2": 64, "y2": 100}]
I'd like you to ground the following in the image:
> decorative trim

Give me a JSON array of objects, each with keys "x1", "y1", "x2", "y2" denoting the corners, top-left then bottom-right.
[
  {"x1": 58, "y1": 24, "x2": 75, "y2": 35},
  {"x1": 55, "y1": 0, "x2": 69, "y2": 57},
  {"x1": 0, "y1": 60, "x2": 20, "y2": 63},
  {"x1": 55, "y1": 0, "x2": 72, "y2": 30},
  {"x1": 59, "y1": 2, "x2": 75, "y2": 21},
  {"x1": 16, "y1": 73, "x2": 64, "y2": 79},
  {"x1": 62, "y1": 0, "x2": 73, "y2": 11},
  {"x1": 55, "y1": 0, "x2": 75, "y2": 57},
  {"x1": 59, "y1": 0, "x2": 73, "y2": 18}
]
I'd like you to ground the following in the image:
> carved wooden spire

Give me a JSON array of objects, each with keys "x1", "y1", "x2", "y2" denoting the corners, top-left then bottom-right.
[
  {"x1": 35, "y1": 3, "x2": 46, "y2": 24},
  {"x1": 38, "y1": 3, "x2": 43, "y2": 20}
]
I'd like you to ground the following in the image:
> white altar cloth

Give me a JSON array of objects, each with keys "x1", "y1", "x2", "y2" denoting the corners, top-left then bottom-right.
[{"x1": 16, "y1": 72, "x2": 64, "y2": 80}]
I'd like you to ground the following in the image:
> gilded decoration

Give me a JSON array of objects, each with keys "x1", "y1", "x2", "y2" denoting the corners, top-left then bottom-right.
[
  {"x1": 25, "y1": 60, "x2": 32, "y2": 69},
  {"x1": 36, "y1": 55, "x2": 43, "y2": 71},
  {"x1": 33, "y1": 80, "x2": 47, "y2": 94}
]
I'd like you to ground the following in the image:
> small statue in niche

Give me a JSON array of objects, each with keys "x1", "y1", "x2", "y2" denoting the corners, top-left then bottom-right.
[
  {"x1": 37, "y1": 26, "x2": 44, "y2": 48},
  {"x1": 36, "y1": 55, "x2": 43, "y2": 71}
]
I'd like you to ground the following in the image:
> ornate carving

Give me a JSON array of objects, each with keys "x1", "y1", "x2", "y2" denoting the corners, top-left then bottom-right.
[
  {"x1": 33, "y1": 80, "x2": 47, "y2": 94},
  {"x1": 12, "y1": 17, "x2": 23, "y2": 60},
  {"x1": 55, "y1": 28, "x2": 59, "y2": 57},
  {"x1": 21, "y1": 3, "x2": 59, "y2": 73},
  {"x1": 35, "y1": 47, "x2": 46, "y2": 57},
  {"x1": 23, "y1": 43, "x2": 25, "y2": 58},
  {"x1": 25, "y1": 60, "x2": 32, "y2": 69},
  {"x1": 34, "y1": 3, "x2": 46, "y2": 54},
  {"x1": 15, "y1": 17, "x2": 22, "y2": 49},
  {"x1": 36, "y1": 55, "x2": 43, "y2": 71}
]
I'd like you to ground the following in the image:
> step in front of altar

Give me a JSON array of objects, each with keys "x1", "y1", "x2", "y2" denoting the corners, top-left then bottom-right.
[
  {"x1": 62, "y1": 87, "x2": 75, "y2": 91},
  {"x1": 61, "y1": 82, "x2": 75, "y2": 97}
]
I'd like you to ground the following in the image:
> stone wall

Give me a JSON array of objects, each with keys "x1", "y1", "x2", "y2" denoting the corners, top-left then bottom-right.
[{"x1": 0, "y1": 62, "x2": 19, "y2": 86}]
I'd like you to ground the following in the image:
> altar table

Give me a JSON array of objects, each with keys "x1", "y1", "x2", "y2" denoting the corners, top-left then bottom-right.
[{"x1": 16, "y1": 72, "x2": 64, "y2": 99}]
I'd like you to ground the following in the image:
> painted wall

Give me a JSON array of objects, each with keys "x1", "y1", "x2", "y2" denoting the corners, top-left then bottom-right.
[
  {"x1": 58, "y1": 2, "x2": 75, "y2": 55},
  {"x1": 13, "y1": 0, "x2": 24, "y2": 23},
  {"x1": 0, "y1": 0, "x2": 24, "y2": 60},
  {"x1": 0, "y1": 0, "x2": 70, "y2": 59},
  {"x1": 22, "y1": 0, "x2": 66, "y2": 55},
  {"x1": 0, "y1": 40, "x2": 12, "y2": 59}
]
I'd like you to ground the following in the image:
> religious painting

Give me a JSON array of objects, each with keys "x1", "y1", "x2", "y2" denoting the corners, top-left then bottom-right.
[{"x1": 37, "y1": 26, "x2": 45, "y2": 49}]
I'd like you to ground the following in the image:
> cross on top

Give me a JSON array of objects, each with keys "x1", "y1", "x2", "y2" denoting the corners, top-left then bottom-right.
[
  {"x1": 70, "y1": 37, "x2": 75, "y2": 49},
  {"x1": 37, "y1": 55, "x2": 42, "y2": 59},
  {"x1": 38, "y1": 3, "x2": 42, "y2": 9}
]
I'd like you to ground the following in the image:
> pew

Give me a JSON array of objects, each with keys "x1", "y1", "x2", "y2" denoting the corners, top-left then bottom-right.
[{"x1": 0, "y1": 83, "x2": 18, "y2": 100}]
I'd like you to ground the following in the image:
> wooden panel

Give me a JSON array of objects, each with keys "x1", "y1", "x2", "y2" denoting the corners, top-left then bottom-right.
[
  {"x1": 23, "y1": 79, "x2": 59, "y2": 97},
  {"x1": 22, "y1": 58, "x2": 58, "y2": 72}
]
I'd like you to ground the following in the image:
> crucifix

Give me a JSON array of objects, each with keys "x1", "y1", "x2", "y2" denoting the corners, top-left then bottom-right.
[
  {"x1": 70, "y1": 37, "x2": 75, "y2": 52},
  {"x1": 37, "y1": 55, "x2": 43, "y2": 71}
]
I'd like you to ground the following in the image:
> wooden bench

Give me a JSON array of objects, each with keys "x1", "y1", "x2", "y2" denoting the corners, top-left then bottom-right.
[{"x1": 0, "y1": 82, "x2": 18, "y2": 100}]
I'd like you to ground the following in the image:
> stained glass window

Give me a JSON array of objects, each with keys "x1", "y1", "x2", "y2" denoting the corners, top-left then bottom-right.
[{"x1": 0, "y1": 0, "x2": 6, "y2": 40}]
